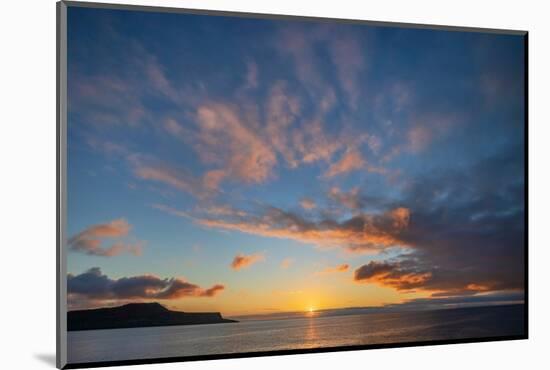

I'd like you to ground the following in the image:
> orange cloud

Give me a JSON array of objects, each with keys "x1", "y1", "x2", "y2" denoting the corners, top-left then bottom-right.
[
  {"x1": 202, "y1": 169, "x2": 226, "y2": 191},
  {"x1": 389, "y1": 207, "x2": 411, "y2": 229},
  {"x1": 71, "y1": 218, "x2": 130, "y2": 239},
  {"x1": 318, "y1": 263, "x2": 350, "y2": 274},
  {"x1": 231, "y1": 253, "x2": 265, "y2": 270},
  {"x1": 156, "y1": 280, "x2": 225, "y2": 299},
  {"x1": 68, "y1": 219, "x2": 144, "y2": 257},
  {"x1": 324, "y1": 149, "x2": 365, "y2": 177},
  {"x1": 201, "y1": 284, "x2": 226, "y2": 297},
  {"x1": 198, "y1": 207, "x2": 411, "y2": 254},
  {"x1": 195, "y1": 103, "x2": 277, "y2": 184},
  {"x1": 328, "y1": 186, "x2": 362, "y2": 209},
  {"x1": 292, "y1": 120, "x2": 344, "y2": 164},
  {"x1": 354, "y1": 261, "x2": 431, "y2": 291},
  {"x1": 353, "y1": 261, "x2": 501, "y2": 298}
]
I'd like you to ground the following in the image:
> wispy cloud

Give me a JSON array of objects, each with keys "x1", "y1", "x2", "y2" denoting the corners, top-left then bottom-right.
[
  {"x1": 195, "y1": 103, "x2": 277, "y2": 184},
  {"x1": 328, "y1": 187, "x2": 362, "y2": 210},
  {"x1": 129, "y1": 155, "x2": 218, "y2": 199},
  {"x1": 134, "y1": 165, "x2": 201, "y2": 196},
  {"x1": 69, "y1": 219, "x2": 144, "y2": 257},
  {"x1": 324, "y1": 149, "x2": 365, "y2": 178}
]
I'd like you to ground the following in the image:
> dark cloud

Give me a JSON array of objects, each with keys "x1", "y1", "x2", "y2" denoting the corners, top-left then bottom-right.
[
  {"x1": 67, "y1": 268, "x2": 225, "y2": 308},
  {"x1": 354, "y1": 148, "x2": 525, "y2": 297},
  {"x1": 198, "y1": 205, "x2": 411, "y2": 253},
  {"x1": 354, "y1": 261, "x2": 431, "y2": 291}
]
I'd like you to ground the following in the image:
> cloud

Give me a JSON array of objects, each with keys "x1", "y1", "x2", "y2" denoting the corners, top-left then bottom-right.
[
  {"x1": 354, "y1": 261, "x2": 432, "y2": 291},
  {"x1": 265, "y1": 81, "x2": 301, "y2": 167},
  {"x1": 202, "y1": 170, "x2": 226, "y2": 191},
  {"x1": 389, "y1": 207, "x2": 411, "y2": 229},
  {"x1": 194, "y1": 103, "x2": 277, "y2": 184},
  {"x1": 300, "y1": 198, "x2": 316, "y2": 210},
  {"x1": 133, "y1": 163, "x2": 204, "y2": 198},
  {"x1": 67, "y1": 267, "x2": 225, "y2": 309},
  {"x1": 292, "y1": 120, "x2": 346, "y2": 165},
  {"x1": 280, "y1": 258, "x2": 294, "y2": 269},
  {"x1": 231, "y1": 253, "x2": 265, "y2": 270},
  {"x1": 89, "y1": 141, "x2": 222, "y2": 199},
  {"x1": 353, "y1": 258, "x2": 504, "y2": 296},
  {"x1": 202, "y1": 284, "x2": 226, "y2": 297},
  {"x1": 199, "y1": 206, "x2": 411, "y2": 253},
  {"x1": 324, "y1": 149, "x2": 365, "y2": 177},
  {"x1": 354, "y1": 150, "x2": 525, "y2": 297},
  {"x1": 68, "y1": 219, "x2": 144, "y2": 257},
  {"x1": 328, "y1": 187, "x2": 362, "y2": 210},
  {"x1": 319, "y1": 263, "x2": 350, "y2": 274}
]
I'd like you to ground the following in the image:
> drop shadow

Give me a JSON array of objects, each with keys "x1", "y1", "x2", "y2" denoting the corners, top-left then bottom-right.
[{"x1": 34, "y1": 353, "x2": 56, "y2": 367}]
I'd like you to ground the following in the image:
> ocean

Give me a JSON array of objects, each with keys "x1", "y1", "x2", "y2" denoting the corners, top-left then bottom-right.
[{"x1": 67, "y1": 304, "x2": 525, "y2": 364}]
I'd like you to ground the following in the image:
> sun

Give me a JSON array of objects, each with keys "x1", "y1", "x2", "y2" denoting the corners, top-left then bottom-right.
[{"x1": 308, "y1": 307, "x2": 315, "y2": 313}]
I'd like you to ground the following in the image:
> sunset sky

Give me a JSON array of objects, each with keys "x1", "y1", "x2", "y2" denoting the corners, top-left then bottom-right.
[{"x1": 66, "y1": 7, "x2": 525, "y2": 316}]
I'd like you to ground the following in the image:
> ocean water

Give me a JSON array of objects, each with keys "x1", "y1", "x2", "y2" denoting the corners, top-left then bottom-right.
[{"x1": 67, "y1": 304, "x2": 524, "y2": 364}]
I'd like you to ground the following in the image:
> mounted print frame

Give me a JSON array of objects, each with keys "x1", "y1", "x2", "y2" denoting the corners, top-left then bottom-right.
[{"x1": 57, "y1": 1, "x2": 528, "y2": 368}]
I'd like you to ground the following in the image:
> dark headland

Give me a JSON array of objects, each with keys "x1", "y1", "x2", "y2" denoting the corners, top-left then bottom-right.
[{"x1": 67, "y1": 302, "x2": 237, "y2": 331}]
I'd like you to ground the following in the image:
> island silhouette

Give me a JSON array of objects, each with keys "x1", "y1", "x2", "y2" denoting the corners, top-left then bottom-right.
[{"x1": 67, "y1": 302, "x2": 237, "y2": 331}]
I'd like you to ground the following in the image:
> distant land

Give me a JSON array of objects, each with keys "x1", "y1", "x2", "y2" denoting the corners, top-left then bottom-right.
[{"x1": 67, "y1": 302, "x2": 238, "y2": 331}]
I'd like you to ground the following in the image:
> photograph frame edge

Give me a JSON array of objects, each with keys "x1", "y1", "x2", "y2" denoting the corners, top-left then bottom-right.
[{"x1": 57, "y1": 1, "x2": 68, "y2": 369}]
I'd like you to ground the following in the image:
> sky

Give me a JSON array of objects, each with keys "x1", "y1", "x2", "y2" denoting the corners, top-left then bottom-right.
[{"x1": 66, "y1": 6, "x2": 525, "y2": 316}]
